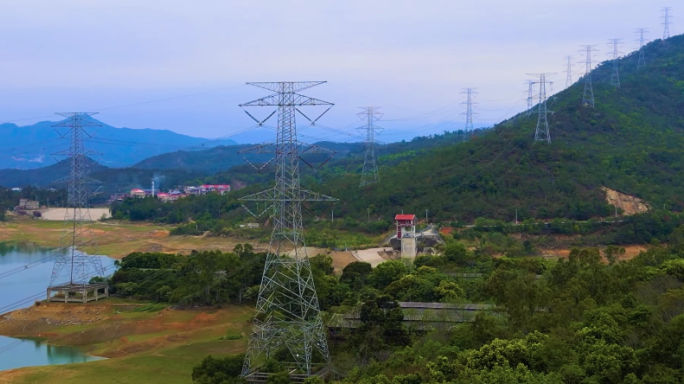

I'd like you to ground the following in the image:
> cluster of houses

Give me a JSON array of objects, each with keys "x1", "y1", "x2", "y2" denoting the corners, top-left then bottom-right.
[{"x1": 110, "y1": 184, "x2": 231, "y2": 203}]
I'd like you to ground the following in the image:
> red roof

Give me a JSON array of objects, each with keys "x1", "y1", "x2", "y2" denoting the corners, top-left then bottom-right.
[
  {"x1": 131, "y1": 189, "x2": 144, "y2": 193},
  {"x1": 200, "y1": 184, "x2": 230, "y2": 188},
  {"x1": 156, "y1": 193, "x2": 169, "y2": 197},
  {"x1": 395, "y1": 214, "x2": 416, "y2": 221}
]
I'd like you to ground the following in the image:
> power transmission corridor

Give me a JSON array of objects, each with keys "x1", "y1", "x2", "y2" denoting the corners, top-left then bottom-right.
[{"x1": 239, "y1": 82, "x2": 336, "y2": 377}]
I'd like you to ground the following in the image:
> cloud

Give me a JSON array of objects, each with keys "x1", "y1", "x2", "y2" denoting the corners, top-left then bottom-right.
[{"x1": 12, "y1": 155, "x2": 44, "y2": 163}]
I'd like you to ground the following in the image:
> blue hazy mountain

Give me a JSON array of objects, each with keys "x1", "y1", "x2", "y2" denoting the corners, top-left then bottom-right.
[{"x1": 0, "y1": 118, "x2": 236, "y2": 170}]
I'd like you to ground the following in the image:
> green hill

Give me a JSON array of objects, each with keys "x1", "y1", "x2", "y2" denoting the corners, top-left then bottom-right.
[
  {"x1": 0, "y1": 158, "x2": 108, "y2": 189},
  {"x1": 312, "y1": 35, "x2": 684, "y2": 223},
  {"x1": 0, "y1": 129, "x2": 472, "y2": 194}
]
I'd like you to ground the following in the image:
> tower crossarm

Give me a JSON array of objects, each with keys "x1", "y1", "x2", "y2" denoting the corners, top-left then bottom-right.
[
  {"x1": 240, "y1": 188, "x2": 337, "y2": 202},
  {"x1": 246, "y1": 81, "x2": 327, "y2": 93},
  {"x1": 240, "y1": 93, "x2": 335, "y2": 108}
]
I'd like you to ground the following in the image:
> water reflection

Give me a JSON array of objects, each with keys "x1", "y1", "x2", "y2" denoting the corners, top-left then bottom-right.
[
  {"x1": 0, "y1": 242, "x2": 115, "y2": 312},
  {"x1": 0, "y1": 242, "x2": 113, "y2": 371},
  {"x1": 0, "y1": 336, "x2": 103, "y2": 371}
]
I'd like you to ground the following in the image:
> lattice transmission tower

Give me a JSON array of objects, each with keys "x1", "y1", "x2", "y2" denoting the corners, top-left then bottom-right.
[
  {"x1": 635, "y1": 28, "x2": 649, "y2": 69},
  {"x1": 238, "y1": 82, "x2": 336, "y2": 378},
  {"x1": 608, "y1": 38, "x2": 623, "y2": 88},
  {"x1": 528, "y1": 74, "x2": 554, "y2": 143},
  {"x1": 357, "y1": 107, "x2": 384, "y2": 187},
  {"x1": 662, "y1": 7, "x2": 673, "y2": 40},
  {"x1": 580, "y1": 45, "x2": 599, "y2": 108},
  {"x1": 564, "y1": 56, "x2": 574, "y2": 89},
  {"x1": 461, "y1": 88, "x2": 478, "y2": 134},
  {"x1": 49, "y1": 113, "x2": 106, "y2": 288}
]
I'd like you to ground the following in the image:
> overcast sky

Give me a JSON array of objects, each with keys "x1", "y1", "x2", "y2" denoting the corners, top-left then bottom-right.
[{"x1": 0, "y1": 0, "x2": 672, "y2": 141}]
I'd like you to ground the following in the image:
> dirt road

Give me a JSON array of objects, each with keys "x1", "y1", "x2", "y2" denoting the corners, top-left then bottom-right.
[{"x1": 352, "y1": 248, "x2": 393, "y2": 267}]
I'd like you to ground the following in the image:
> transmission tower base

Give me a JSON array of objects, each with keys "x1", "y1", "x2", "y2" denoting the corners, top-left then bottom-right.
[
  {"x1": 244, "y1": 365, "x2": 333, "y2": 384},
  {"x1": 47, "y1": 283, "x2": 109, "y2": 303}
]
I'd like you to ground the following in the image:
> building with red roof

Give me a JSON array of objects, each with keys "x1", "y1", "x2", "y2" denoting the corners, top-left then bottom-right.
[
  {"x1": 395, "y1": 213, "x2": 417, "y2": 258},
  {"x1": 130, "y1": 189, "x2": 146, "y2": 198},
  {"x1": 199, "y1": 184, "x2": 231, "y2": 195}
]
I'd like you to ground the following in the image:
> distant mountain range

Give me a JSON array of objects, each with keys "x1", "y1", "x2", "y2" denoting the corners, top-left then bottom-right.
[
  {"x1": 0, "y1": 118, "x2": 236, "y2": 170},
  {"x1": 131, "y1": 142, "x2": 364, "y2": 173},
  {"x1": 0, "y1": 127, "x2": 472, "y2": 192}
]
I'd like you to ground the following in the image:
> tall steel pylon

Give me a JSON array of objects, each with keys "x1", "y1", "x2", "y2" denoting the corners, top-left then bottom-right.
[
  {"x1": 528, "y1": 74, "x2": 554, "y2": 143},
  {"x1": 662, "y1": 7, "x2": 673, "y2": 40},
  {"x1": 635, "y1": 28, "x2": 649, "y2": 69},
  {"x1": 580, "y1": 45, "x2": 599, "y2": 108},
  {"x1": 608, "y1": 39, "x2": 623, "y2": 88},
  {"x1": 357, "y1": 107, "x2": 383, "y2": 187},
  {"x1": 49, "y1": 113, "x2": 105, "y2": 288},
  {"x1": 460, "y1": 88, "x2": 478, "y2": 134},
  {"x1": 564, "y1": 56, "x2": 574, "y2": 89},
  {"x1": 238, "y1": 82, "x2": 336, "y2": 377}
]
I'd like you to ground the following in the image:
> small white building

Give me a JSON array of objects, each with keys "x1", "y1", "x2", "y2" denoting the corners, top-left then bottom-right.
[{"x1": 18, "y1": 199, "x2": 40, "y2": 210}]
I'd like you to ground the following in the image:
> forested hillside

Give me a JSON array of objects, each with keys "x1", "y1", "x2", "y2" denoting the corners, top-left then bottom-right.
[
  {"x1": 187, "y1": 240, "x2": 684, "y2": 383},
  {"x1": 312, "y1": 35, "x2": 684, "y2": 223},
  {"x1": 0, "y1": 158, "x2": 108, "y2": 189}
]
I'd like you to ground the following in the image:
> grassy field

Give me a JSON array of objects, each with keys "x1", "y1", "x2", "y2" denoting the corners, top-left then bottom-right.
[
  {"x1": 0, "y1": 299, "x2": 253, "y2": 384},
  {"x1": 0, "y1": 219, "x2": 264, "y2": 259}
]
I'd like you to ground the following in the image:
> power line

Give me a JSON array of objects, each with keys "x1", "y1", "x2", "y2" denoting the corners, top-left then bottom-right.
[
  {"x1": 580, "y1": 45, "x2": 599, "y2": 108},
  {"x1": 0, "y1": 254, "x2": 60, "y2": 280},
  {"x1": 0, "y1": 229, "x2": 139, "y2": 283},
  {"x1": 357, "y1": 107, "x2": 384, "y2": 187},
  {"x1": 607, "y1": 38, "x2": 623, "y2": 88},
  {"x1": 662, "y1": 7, "x2": 673, "y2": 40},
  {"x1": 94, "y1": 85, "x2": 242, "y2": 112},
  {"x1": 0, "y1": 84, "x2": 244, "y2": 126},
  {"x1": 0, "y1": 292, "x2": 48, "y2": 315},
  {"x1": 382, "y1": 102, "x2": 461, "y2": 122},
  {"x1": 0, "y1": 263, "x2": 118, "y2": 316}
]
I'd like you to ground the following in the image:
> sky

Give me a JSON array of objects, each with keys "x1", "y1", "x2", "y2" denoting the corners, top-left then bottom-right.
[{"x1": 0, "y1": 0, "x2": 672, "y2": 142}]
